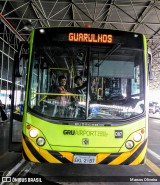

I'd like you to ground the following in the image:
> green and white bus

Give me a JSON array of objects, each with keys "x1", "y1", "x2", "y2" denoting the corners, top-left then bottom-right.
[{"x1": 11, "y1": 27, "x2": 152, "y2": 165}]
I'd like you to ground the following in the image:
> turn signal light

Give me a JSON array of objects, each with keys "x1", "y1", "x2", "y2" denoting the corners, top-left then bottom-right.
[{"x1": 26, "y1": 125, "x2": 31, "y2": 129}]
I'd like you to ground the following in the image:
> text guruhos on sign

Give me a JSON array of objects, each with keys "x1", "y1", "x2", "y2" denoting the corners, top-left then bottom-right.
[{"x1": 68, "y1": 33, "x2": 112, "y2": 44}]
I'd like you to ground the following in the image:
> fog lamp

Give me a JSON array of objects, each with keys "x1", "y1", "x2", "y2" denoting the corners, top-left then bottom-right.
[
  {"x1": 29, "y1": 129, "x2": 38, "y2": 138},
  {"x1": 125, "y1": 140, "x2": 134, "y2": 149},
  {"x1": 36, "y1": 137, "x2": 45, "y2": 146},
  {"x1": 133, "y1": 132, "x2": 142, "y2": 142}
]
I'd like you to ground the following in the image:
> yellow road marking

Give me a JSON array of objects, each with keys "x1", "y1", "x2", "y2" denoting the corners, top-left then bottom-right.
[{"x1": 146, "y1": 158, "x2": 160, "y2": 176}]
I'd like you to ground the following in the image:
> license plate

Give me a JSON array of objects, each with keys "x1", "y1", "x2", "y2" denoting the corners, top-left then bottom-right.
[{"x1": 73, "y1": 155, "x2": 96, "y2": 164}]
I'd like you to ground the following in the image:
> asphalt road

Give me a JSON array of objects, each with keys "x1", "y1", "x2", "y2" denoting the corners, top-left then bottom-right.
[{"x1": 148, "y1": 117, "x2": 160, "y2": 165}]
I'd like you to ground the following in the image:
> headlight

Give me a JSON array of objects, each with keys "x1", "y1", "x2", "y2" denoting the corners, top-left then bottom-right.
[
  {"x1": 125, "y1": 140, "x2": 134, "y2": 149},
  {"x1": 36, "y1": 137, "x2": 45, "y2": 146},
  {"x1": 133, "y1": 132, "x2": 142, "y2": 142},
  {"x1": 29, "y1": 129, "x2": 38, "y2": 138}
]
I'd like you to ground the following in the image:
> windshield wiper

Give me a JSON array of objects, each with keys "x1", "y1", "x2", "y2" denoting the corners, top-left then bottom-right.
[{"x1": 95, "y1": 43, "x2": 121, "y2": 67}]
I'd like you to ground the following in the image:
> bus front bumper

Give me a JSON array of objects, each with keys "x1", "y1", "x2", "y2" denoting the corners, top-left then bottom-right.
[{"x1": 22, "y1": 134, "x2": 147, "y2": 165}]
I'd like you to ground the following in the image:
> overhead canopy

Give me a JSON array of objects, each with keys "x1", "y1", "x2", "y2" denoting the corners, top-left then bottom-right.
[{"x1": 0, "y1": 0, "x2": 160, "y2": 89}]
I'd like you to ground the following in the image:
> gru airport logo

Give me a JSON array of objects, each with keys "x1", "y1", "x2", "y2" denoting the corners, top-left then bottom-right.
[{"x1": 63, "y1": 130, "x2": 108, "y2": 137}]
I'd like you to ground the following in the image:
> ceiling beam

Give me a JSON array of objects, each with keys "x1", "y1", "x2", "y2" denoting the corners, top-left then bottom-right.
[
  {"x1": 130, "y1": 1, "x2": 155, "y2": 32},
  {"x1": 0, "y1": 12, "x2": 24, "y2": 41}
]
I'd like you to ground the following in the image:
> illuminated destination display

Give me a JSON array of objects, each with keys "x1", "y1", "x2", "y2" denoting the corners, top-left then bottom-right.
[{"x1": 68, "y1": 32, "x2": 113, "y2": 43}]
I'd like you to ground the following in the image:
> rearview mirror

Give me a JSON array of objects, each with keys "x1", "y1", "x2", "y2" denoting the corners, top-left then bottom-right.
[
  {"x1": 14, "y1": 41, "x2": 29, "y2": 77},
  {"x1": 148, "y1": 48, "x2": 153, "y2": 80}
]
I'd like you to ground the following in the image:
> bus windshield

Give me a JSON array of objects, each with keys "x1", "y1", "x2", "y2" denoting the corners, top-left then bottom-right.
[{"x1": 28, "y1": 34, "x2": 145, "y2": 121}]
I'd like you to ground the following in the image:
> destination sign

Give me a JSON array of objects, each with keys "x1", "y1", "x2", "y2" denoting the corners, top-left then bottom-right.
[{"x1": 68, "y1": 32, "x2": 113, "y2": 44}]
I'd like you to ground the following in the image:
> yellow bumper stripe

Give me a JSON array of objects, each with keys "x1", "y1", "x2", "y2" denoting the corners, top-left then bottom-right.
[
  {"x1": 22, "y1": 138, "x2": 39, "y2": 162},
  {"x1": 96, "y1": 153, "x2": 110, "y2": 164},
  {"x1": 40, "y1": 148, "x2": 62, "y2": 163},
  {"x1": 109, "y1": 142, "x2": 143, "y2": 165},
  {"x1": 130, "y1": 141, "x2": 147, "y2": 165},
  {"x1": 59, "y1": 152, "x2": 73, "y2": 162},
  {"x1": 28, "y1": 137, "x2": 62, "y2": 163}
]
